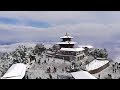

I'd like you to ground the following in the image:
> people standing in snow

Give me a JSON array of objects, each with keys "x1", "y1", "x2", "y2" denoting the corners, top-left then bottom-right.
[
  {"x1": 98, "y1": 74, "x2": 100, "y2": 79},
  {"x1": 44, "y1": 60, "x2": 46, "y2": 64},
  {"x1": 113, "y1": 68, "x2": 114, "y2": 73},
  {"x1": 62, "y1": 68, "x2": 64, "y2": 72},
  {"x1": 49, "y1": 74, "x2": 52, "y2": 79},
  {"x1": 107, "y1": 74, "x2": 112, "y2": 79},
  {"x1": 112, "y1": 64, "x2": 116, "y2": 73},
  {"x1": 48, "y1": 58, "x2": 49, "y2": 62},
  {"x1": 38, "y1": 60, "x2": 41, "y2": 65},
  {"x1": 53, "y1": 67, "x2": 57, "y2": 73},
  {"x1": 46, "y1": 67, "x2": 51, "y2": 73}
]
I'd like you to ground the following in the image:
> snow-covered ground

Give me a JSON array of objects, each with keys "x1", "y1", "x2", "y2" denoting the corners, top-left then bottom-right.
[
  {"x1": 26, "y1": 53, "x2": 71, "y2": 79},
  {"x1": 0, "y1": 42, "x2": 120, "y2": 79},
  {"x1": 92, "y1": 63, "x2": 120, "y2": 79}
]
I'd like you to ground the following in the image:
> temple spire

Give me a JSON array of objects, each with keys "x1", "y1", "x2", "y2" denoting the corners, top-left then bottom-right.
[{"x1": 65, "y1": 32, "x2": 68, "y2": 36}]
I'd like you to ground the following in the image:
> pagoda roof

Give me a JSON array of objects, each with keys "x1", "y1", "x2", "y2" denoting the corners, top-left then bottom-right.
[
  {"x1": 60, "y1": 32, "x2": 73, "y2": 39},
  {"x1": 60, "y1": 36, "x2": 73, "y2": 39},
  {"x1": 56, "y1": 41, "x2": 76, "y2": 44},
  {"x1": 60, "y1": 48, "x2": 85, "y2": 52}
]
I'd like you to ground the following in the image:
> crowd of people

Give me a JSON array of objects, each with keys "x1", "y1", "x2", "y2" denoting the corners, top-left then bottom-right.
[
  {"x1": 112, "y1": 62, "x2": 120, "y2": 73},
  {"x1": 97, "y1": 62, "x2": 120, "y2": 79},
  {"x1": 24, "y1": 51, "x2": 73, "y2": 79}
]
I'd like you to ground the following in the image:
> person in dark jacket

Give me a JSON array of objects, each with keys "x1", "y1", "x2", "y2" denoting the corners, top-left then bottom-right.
[
  {"x1": 98, "y1": 74, "x2": 100, "y2": 79},
  {"x1": 49, "y1": 74, "x2": 52, "y2": 79}
]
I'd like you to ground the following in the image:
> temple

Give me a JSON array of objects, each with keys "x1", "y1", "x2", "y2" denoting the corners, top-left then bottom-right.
[
  {"x1": 56, "y1": 32, "x2": 76, "y2": 48},
  {"x1": 55, "y1": 33, "x2": 85, "y2": 61}
]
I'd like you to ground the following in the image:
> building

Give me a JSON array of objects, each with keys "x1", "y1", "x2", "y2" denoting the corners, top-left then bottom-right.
[
  {"x1": 71, "y1": 70, "x2": 97, "y2": 79},
  {"x1": 1, "y1": 63, "x2": 27, "y2": 79},
  {"x1": 55, "y1": 33, "x2": 85, "y2": 61},
  {"x1": 85, "y1": 59, "x2": 110, "y2": 74},
  {"x1": 55, "y1": 47, "x2": 85, "y2": 61},
  {"x1": 56, "y1": 32, "x2": 77, "y2": 48}
]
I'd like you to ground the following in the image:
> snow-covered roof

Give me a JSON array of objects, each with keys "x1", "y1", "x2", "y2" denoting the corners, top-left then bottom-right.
[
  {"x1": 47, "y1": 51, "x2": 55, "y2": 54},
  {"x1": 78, "y1": 45, "x2": 94, "y2": 48},
  {"x1": 60, "y1": 36, "x2": 73, "y2": 39},
  {"x1": 71, "y1": 71, "x2": 97, "y2": 79},
  {"x1": 1, "y1": 63, "x2": 27, "y2": 79},
  {"x1": 96, "y1": 58, "x2": 108, "y2": 60},
  {"x1": 85, "y1": 60, "x2": 109, "y2": 71},
  {"x1": 56, "y1": 41, "x2": 77, "y2": 45},
  {"x1": 60, "y1": 48, "x2": 85, "y2": 52}
]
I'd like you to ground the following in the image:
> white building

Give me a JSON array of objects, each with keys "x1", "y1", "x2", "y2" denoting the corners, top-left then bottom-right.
[
  {"x1": 71, "y1": 70, "x2": 97, "y2": 79},
  {"x1": 85, "y1": 59, "x2": 110, "y2": 74},
  {"x1": 1, "y1": 63, "x2": 27, "y2": 79}
]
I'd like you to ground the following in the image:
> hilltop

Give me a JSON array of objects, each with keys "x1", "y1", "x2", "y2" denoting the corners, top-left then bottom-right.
[{"x1": 0, "y1": 42, "x2": 120, "y2": 79}]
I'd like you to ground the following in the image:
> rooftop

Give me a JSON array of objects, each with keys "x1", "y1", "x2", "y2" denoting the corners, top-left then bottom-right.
[
  {"x1": 56, "y1": 41, "x2": 77, "y2": 45},
  {"x1": 60, "y1": 32, "x2": 73, "y2": 39},
  {"x1": 60, "y1": 48, "x2": 85, "y2": 52},
  {"x1": 71, "y1": 71, "x2": 97, "y2": 79},
  {"x1": 85, "y1": 60, "x2": 109, "y2": 71},
  {"x1": 1, "y1": 63, "x2": 27, "y2": 79}
]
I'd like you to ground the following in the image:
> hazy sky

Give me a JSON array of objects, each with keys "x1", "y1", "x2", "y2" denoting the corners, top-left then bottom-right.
[{"x1": 0, "y1": 11, "x2": 120, "y2": 44}]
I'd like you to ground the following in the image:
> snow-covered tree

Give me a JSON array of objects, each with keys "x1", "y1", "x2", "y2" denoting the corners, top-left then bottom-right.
[
  {"x1": 83, "y1": 47, "x2": 89, "y2": 55},
  {"x1": 91, "y1": 48, "x2": 108, "y2": 58},
  {"x1": 34, "y1": 44, "x2": 46, "y2": 55},
  {"x1": 52, "y1": 44, "x2": 60, "y2": 52}
]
